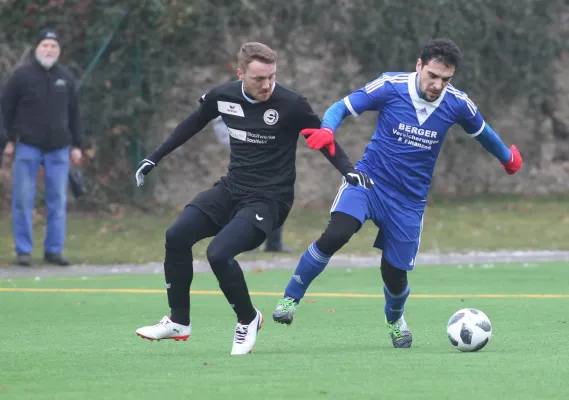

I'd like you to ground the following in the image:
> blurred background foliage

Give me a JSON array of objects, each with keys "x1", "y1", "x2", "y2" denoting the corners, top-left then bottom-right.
[{"x1": 0, "y1": 0, "x2": 567, "y2": 205}]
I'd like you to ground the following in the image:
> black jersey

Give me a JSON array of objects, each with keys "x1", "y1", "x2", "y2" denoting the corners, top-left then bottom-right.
[
  {"x1": 147, "y1": 80, "x2": 353, "y2": 205},
  {"x1": 205, "y1": 81, "x2": 323, "y2": 197}
]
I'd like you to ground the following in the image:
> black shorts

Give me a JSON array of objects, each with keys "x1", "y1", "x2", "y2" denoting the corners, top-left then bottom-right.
[{"x1": 188, "y1": 180, "x2": 291, "y2": 235}]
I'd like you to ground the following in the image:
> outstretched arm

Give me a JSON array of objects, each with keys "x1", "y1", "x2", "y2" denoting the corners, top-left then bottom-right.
[
  {"x1": 295, "y1": 96, "x2": 373, "y2": 189},
  {"x1": 457, "y1": 95, "x2": 522, "y2": 175},
  {"x1": 473, "y1": 123, "x2": 510, "y2": 163},
  {"x1": 317, "y1": 141, "x2": 374, "y2": 188},
  {"x1": 321, "y1": 99, "x2": 352, "y2": 132},
  {"x1": 318, "y1": 139, "x2": 354, "y2": 176},
  {"x1": 474, "y1": 124, "x2": 521, "y2": 174},
  {"x1": 302, "y1": 74, "x2": 391, "y2": 152},
  {"x1": 147, "y1": 90, "x2": 219, "y2": 164},
  {"x1": 301, "y1": 100, "x2": 352, "y2": 154},
  {"x1": 146, "y1": 108, "x2": 214, "y2": 164},
  {"x1": 295, "y1": 96, "x2": 353, "y2": 174},
  {"x1": 135, "y1": 91, "x2": 219, "y2": 186}
]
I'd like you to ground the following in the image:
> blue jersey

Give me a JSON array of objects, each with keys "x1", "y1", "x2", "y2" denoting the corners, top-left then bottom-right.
[{"x1": 344, "y1": 72, "x2": 485, "y2": 201}]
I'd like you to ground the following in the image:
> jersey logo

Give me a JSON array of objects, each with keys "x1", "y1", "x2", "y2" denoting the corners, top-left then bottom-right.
[
  {"x1": 411, "y1": 100, "x2": 437, "y2": 125},
  {"x1": 217, "y1": 101, "x2": 245, "y2": 117},
  {"x1": 393, "y1": 123, "x2": 441, "y2": 151},
  {"x1": 263, "y1": 109, "x2": 279, "y2": 125},
  {"x1": 227, "y1": 127, "x2": 275, "y2": 144},
  {"x1": 227, "y1": 127, "x2": 247, "y2": 141}
]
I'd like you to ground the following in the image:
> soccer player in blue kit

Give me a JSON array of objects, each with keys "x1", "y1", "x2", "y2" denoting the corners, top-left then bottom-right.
[{"x1": 272, "y1": 38, "x2": 523, "y2": 348}]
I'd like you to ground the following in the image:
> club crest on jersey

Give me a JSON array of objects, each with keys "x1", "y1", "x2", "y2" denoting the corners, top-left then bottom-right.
[
  {"x1": 263, "y1": 109, "x2": 279, "y2": 125},
  {"x1": 217, "y1": 101, "x2": 245, "y2": 117}
]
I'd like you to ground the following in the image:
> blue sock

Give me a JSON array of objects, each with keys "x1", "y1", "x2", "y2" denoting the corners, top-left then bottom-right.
[
  {"x1": 384, "y1": 284, "x2": 410, "y2": 323},
  {"x1": 284, "y1": 242, "x2": 331, "y2": 302}
]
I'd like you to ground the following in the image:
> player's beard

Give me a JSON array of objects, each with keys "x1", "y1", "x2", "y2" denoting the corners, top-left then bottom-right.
[
  {"x1": 422, "y1": 89, "x2": 441, "y2": 102},
  {"x1": 36, "y1": 54, "x2": 58, "y2": 70}
]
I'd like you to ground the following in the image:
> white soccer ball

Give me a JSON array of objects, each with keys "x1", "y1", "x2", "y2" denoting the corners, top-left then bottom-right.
[{"x1": 447, "y1": 308, "x2": 492, "y2": 352}]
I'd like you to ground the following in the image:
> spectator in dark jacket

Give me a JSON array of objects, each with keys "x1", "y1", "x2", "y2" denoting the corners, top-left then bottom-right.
[{"x1": 1, "y1": 28, "x2": 83, "y2": 266}]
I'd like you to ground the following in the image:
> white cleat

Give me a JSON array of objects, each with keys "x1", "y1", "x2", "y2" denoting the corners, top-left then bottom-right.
[
  {"x1": 231, "y1": 309, "x2": 263, "y2": 355},
  {"x1": 136, "y1": 316, "x2": 191, "y2": 342}
]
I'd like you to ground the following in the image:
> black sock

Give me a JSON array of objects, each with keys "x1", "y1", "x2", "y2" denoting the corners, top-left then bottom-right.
[
  {"x1": 164, "y1": 249, "x2": 193, "y2": 325},
  {"x1": 216, "y1": 260, "x2": 257, "y2": 324},
  {"x1": 170, "y1": 308, "x2": 190, "y2": 326}
]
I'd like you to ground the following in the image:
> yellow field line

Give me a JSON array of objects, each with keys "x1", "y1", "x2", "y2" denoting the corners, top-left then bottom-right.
[
  {"x1": 0, "y1": 277, "x2": 122, "y2": 283},
  {"x1": 0, "y1": 287, "x2": 568, "y2": 298}
]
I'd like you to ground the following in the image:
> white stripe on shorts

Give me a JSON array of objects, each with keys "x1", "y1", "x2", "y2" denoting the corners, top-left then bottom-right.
[
  {"x1": 412, "y1": 215, "x2": 424, "y2": 267},
  {"x1": 330, "y1": 177, "x2": 348, "y2": 213}
]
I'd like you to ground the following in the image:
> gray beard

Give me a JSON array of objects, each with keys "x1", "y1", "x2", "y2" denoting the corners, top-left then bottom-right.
[{"x1": 36, "y1": 55, "x2": 57, "y2": 69}]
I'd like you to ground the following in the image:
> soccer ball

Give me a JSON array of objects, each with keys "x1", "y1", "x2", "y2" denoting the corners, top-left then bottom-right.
[{"x1": 447, "y1": 308, "x2": 492, "y2": 352}]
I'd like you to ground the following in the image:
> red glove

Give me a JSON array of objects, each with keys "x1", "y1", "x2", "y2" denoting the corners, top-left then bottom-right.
[
  {"x1": 300, "y1": 127, "x2": 336, "y2": 156},
  {"x1": 501, "y1": 145, "x2": 522, "y2": 174}
]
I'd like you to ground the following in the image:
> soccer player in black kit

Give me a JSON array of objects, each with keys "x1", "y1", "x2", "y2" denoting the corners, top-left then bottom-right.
[{"x1": 134, "y1": 42, "x2": 373, "y2": 355}]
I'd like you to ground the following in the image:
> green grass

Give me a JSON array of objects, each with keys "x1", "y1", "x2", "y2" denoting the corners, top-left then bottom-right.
[
  {"x1": 1, "y1": 195, "x2": 569, "y2": 266},
  {"x1": 1, "y1": 263, "x2": 568, "y2": 399}
]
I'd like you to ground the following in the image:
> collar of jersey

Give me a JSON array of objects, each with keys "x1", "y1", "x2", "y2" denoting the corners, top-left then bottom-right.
[
  {"x1": 409, "y1": 72, "x2": 447, "y2": 107},
  {"x1": 241, "y1": 81, "x2": 277, "y2": 104}
]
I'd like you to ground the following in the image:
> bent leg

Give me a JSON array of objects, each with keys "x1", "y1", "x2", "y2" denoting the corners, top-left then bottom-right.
[
  {"x1": 165, "y1": 205, "x2": 221, "y2": 325},
  {"x1": 206, "y1": 216, "x2": 266, "y2": 324},
  {"x1": 283, "y1": 211, "x2": 362, "y2": 302},
  {"x1": 282, "y1": 178, "x2": 373, "y2": 303}
]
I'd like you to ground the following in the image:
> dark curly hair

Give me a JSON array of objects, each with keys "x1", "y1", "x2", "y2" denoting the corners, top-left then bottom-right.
[{"x1": 419, "y1": 38, "x2": 461, "y2": 69}]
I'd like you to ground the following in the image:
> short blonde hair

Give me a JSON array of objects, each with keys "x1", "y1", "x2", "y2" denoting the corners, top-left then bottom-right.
[{"x1": 237, "y1": 42, "x2": 277, "y2": 71}]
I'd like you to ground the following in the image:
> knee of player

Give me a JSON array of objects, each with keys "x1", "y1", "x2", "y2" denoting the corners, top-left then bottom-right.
[
  {"x1": 165, "y1": 225, "x2": 189, "y2": 250},
  {"x1": 380, "y1": 258, "x2": 408, "y2": 294},
  {"x1": 205, "y1": 243, "x2": 229, "y2": 265}
]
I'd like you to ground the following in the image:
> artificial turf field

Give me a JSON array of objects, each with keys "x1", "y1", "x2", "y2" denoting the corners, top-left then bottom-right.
[{"x1": 1, "y1": 262, "x2": 568, "y2": 399}]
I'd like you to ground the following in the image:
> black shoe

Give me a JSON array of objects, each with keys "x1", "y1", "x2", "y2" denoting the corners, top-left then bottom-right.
[
  {"x1": 44, "y1": 252, "x2": 70, "y2": 266},
  {"x1": 15, "y1": 254, "x2": 31, "y2": 266}
]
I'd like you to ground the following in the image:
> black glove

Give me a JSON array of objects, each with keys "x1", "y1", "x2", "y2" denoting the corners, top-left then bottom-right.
[
  {"x1": 344, "y1": 170, "x2": 374, "y2": 189},
  {"x1": 135, "y1": 159, "x2": 155, "y2": 187}
]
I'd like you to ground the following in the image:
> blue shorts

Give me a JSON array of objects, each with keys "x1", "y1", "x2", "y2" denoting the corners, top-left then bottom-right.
[{"x1": 330, "y1": 178, "x2": 425, "y2": 271}]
